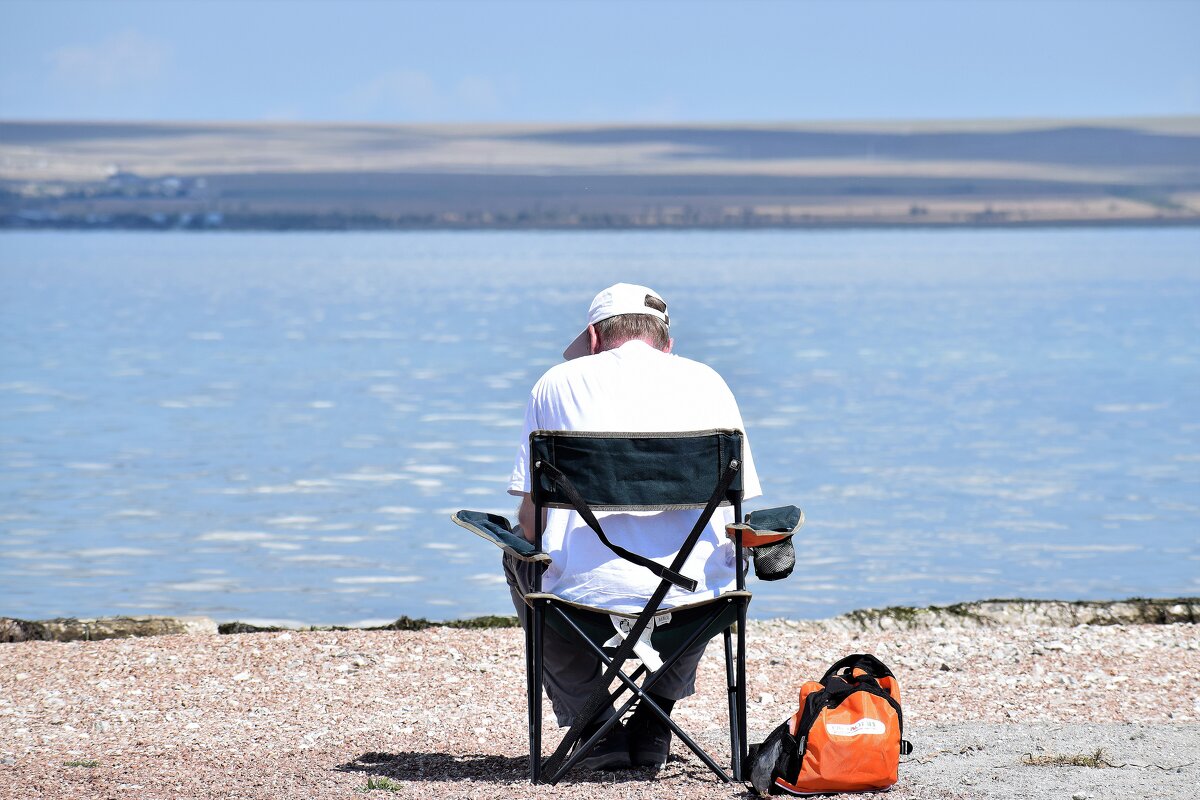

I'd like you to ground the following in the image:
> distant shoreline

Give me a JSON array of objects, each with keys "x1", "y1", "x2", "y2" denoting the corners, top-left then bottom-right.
[
  {"x1": 4, "y1": 215, "x2": 1199, "y2": 232},
  {"x1": 5, "y1": 117, "x2": 1198, "y2": 232}
]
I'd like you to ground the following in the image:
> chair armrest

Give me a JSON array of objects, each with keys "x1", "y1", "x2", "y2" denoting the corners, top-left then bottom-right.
[
  {"x1": 725, "y1": 505, "x2": 804, "y2": 548},
  {"x1": 451, "y1": 511, "x2": 552, "y2": 563}
]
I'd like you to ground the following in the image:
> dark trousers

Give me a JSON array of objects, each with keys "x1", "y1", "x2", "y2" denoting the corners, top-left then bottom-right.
[{"x1": 503, "y1": 553, "x2": 709, "y2": 727}]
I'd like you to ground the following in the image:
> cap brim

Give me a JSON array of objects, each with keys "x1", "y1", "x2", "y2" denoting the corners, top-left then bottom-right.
[{"x1": 563, "y1": 328, "x2": 590, "y2": 360}]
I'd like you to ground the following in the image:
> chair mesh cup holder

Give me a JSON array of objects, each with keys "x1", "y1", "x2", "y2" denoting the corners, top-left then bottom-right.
[
  {"x1": 727, "y1": 505, "x2": 804, "y2": 583},
  {"x1": 751, "y1": 537, "x2": 796, "y2": 581}
]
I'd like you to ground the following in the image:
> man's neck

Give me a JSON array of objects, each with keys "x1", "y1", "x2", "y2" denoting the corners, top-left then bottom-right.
[{"x1": 598, "y1": 338, "x2": 659, "y2": 354}]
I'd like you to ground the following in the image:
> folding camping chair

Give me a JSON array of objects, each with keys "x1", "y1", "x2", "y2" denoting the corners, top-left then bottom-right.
[{"x1": 453, "y1": 428, "x2": 802, "y2": 785}]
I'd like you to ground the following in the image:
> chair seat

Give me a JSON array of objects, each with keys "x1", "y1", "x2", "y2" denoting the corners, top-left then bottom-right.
[{"x1": 524, "y1": 591, "x2": 751, "y2": 656}]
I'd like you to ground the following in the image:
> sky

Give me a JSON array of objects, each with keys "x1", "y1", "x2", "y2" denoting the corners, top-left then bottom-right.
[{"x1": 1, "y1": 0, "x2": 1198, "y2": 124}]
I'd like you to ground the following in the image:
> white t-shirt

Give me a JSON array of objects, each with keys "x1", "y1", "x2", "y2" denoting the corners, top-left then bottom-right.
[{"x1": 509, "y1": 340, "x2": 762, "y2": 613}]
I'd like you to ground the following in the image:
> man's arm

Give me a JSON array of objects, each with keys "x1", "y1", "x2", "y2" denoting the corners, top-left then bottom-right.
[{"x1": 516, "y1": 494, "x2": 543, "y2": 544}]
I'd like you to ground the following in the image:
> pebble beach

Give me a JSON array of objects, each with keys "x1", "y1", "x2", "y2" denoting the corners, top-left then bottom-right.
[{"x1": 2, "y1": 606, "x2": 1197, "y2": 800}]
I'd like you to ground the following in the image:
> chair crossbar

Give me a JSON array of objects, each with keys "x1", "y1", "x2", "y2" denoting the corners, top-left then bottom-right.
[{"x1": 543, "y1": 597, "x2": 740, "y2": 703}]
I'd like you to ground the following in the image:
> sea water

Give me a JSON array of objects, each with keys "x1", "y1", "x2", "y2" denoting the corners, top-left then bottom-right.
[{"x1": 1, "y1": 229, "x2": 1197, "y2": 625}]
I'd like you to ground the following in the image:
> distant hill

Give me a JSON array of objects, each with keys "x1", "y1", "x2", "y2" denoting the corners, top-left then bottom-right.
[{"x1": 2, "y1": 118, "x2": 1198, "y2": 229}]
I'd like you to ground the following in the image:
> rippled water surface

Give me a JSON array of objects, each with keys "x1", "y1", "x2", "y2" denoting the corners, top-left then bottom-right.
[{"x1": 2, "y1": 229, "x2": 1197, "y2": 624}]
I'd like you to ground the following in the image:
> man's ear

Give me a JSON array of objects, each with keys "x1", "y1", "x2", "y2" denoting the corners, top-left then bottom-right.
[
  {"x1": 588, "y1": 324, "x2": 600, "y2": 355},
  {"x1": 663, "y1": 337, "x2": 674, "y2": 354}
]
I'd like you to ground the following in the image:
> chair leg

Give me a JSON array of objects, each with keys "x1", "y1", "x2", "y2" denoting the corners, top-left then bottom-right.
[
  {"x1": 528, "y1": 600, "x2": 545, "y2": 783},
  {"x1": 724, "y1": 628, "x2": 740, "y2": 780},
  {"x1": 736, "y1": 602, "x2": 749, "y2": 780}
]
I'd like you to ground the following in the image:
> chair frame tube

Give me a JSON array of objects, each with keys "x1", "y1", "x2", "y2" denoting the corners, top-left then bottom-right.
[{"x1": 523, "y1": 431, "x2": 750, "y2": 784}]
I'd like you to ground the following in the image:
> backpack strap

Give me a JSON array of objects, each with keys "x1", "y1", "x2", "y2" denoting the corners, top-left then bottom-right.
[
  {"x1": 820, "y1": 653, "x2": 895, "y2": 684},
  {"x1": 812, "y1": 668, "x2": 909, "y2": 744},
  {"x1": 748, "y1": 720, "x2": 799, "y2": 796}
]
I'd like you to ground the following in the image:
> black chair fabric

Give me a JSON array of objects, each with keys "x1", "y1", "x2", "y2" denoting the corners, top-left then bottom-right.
[
  {"x1": 743, "y1": 505, "x2": 804, "y2": 535},
  {"x1": 529, "y1": 429, "x2": 744, "y2": 511}
]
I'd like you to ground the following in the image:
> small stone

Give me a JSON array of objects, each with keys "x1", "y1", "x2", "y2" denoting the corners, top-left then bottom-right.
[
  {"x1": 758, "y1": 693, "x2": 775, "y2": 705},
  {"x1": 232, "y1": 672, "x2": 251, "y2": 681},
  {"x1": 185, "y1": 722, "x2": 200, "y2": 730},
  {"x1": 1072, "y1": 792, "x2": 1088, "y2": 800},
  {"x1": 939, "y1": 663, "x2": 952, "y2": 672},
  {"x1": 1, "y1": 756, "x2": 16, "y2": 766}
]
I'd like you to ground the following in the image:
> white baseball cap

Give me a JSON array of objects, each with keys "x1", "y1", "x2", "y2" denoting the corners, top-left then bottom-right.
[{"x1": 563, "y1": 282, "x2": 670, "y2": 360}]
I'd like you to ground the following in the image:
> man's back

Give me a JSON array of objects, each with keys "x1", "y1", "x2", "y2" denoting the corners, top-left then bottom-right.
[{"x1": 529, "y1": 340, "x2": 741, "y2": 429}]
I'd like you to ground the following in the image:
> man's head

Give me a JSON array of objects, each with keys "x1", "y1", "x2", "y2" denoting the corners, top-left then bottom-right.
[{"x1": 563, "y1": 283, "x2": 672, "y2": 360}]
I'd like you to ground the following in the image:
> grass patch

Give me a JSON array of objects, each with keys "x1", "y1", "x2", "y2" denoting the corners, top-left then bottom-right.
[
  {"x1": 359, "y1": 776, "x2": 405, "y2": 792},
  {"x1": 840, "y1": 602, "x2": 988, "y2": 628},
  {"x1": 1023, "y1": 748, "x2": 1111, "y2": 768},
  {"x1": 63, "y1": 759, "x2": 98, "y2": 768},
  {"x1": 377, "y1": 614, "x2": 518, "y2": 631}
]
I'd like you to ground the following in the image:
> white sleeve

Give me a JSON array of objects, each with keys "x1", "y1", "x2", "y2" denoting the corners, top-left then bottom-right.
[
  {"x1": 717, "y1": 374, "x2": 762, "y2": 501},
  {"x1": 508, "y1": 388, "x2": 540, "y2": 497},
  {"x1": 738, "y1": 430, "x2": 763, "y2": 501}
]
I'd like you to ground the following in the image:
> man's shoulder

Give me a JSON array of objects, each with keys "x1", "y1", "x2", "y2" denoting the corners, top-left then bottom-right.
[
  {"x1": 530, "y1": 346, "x2": 631, "y2": 387},
  {"x1": 651, "y1": 349, "x2": 734, "y2": 393},
  {"x1": 667, "y1": 351, "x2": 728, "y2": 380},
  {"x1": 531, "y1": 356, "x2": 593, "y2": 391}
]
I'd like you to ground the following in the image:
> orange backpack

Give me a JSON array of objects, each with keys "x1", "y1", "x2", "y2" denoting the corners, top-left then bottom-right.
[{"x1": 749, "y1": 654, "x2": 912, "y2": 796}]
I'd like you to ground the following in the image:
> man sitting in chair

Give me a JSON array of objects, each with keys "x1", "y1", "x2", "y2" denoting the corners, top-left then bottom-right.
[{"x1": 505, "y1": 282, "x2": 761, "y2": 770}]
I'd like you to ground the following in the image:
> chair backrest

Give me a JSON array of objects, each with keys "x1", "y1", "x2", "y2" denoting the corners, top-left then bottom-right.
[
  {"x1": 529, "y1": 428, "x2": 747, "y2": 595},
  {"x1": 529, "y1": 428, "x2": 744, "y2": 511}
]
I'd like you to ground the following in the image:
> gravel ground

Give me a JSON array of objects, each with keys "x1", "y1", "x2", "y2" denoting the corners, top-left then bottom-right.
[{"x1": 2, "y1": 620, "x2": 1197, "y2": 799}]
